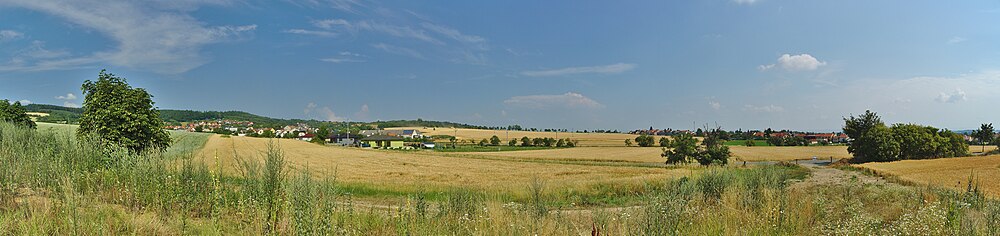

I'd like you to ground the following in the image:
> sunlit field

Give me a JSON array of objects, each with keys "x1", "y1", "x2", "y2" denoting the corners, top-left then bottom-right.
[
  {"x1": 855, "y1": 155, "x2": 1000, "y2": 197},
  {"x1": 4, "y1": 123, "x2": 1000, "y2": 234}
]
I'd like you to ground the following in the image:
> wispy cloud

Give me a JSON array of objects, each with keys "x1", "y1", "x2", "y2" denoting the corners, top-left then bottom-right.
[
  {"x1": 947, "y1": 36, "x2": 967, "y2": 44},
  {"x1": 371, "y1": 43, "x2": 424, "y2": 59},
  {"x1": 0, "y1": 30, "x2": 24, "y2": 42},
  {"x1": 320, "y1": 51, "x2": 368, "y2": 63},
  {"x1": 759, "y1": 53, "x2": 826, "y2": 71},
  {"x1": 521, "y1": 63, "x2": 636, "y2": 77},
  {"x1": 734, "y1": 0, "x2": 758, "y2": 4},
  {"x1": 709, "y1": 101, "x2": 721, "y2": 110},
  {"x1": 304, "y1": 102, "x2": 345, "y2": 121},
  {"x1": 284, "y1": 29, "x2": 337, "y2": 37},
  {"x1": 742, "y1": 104, "x2": 784, "y2": 112},
  {"x1": 353, "y1": 104, "x2": 370, "y2": 120},
  {"x1": 504, "y1": 92, "x2": 604, "y2": 109},
  {"x1": 420, "y1": 22, "x2": 485, "y2": 45},
  {"x1": 0, "y1": 0, "x2": 256, "y2": 74}
]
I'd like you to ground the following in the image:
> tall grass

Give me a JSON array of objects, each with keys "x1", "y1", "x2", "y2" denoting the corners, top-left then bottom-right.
[{"x1": 3, "y1": 122, "x2": 1000, "y2": 234}]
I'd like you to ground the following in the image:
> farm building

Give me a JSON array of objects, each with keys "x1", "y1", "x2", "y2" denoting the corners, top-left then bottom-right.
[
  {"x1": 327, "y1": 133, "x2": 361, "y2": 146},
  {"x1": 296, "y1": 133, "x2": 315, "y2": 142},
  {"x1": 361, "y1": 135, "x2": 405, "y2": 148}
]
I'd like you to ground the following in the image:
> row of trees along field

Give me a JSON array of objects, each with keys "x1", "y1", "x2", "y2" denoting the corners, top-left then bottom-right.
[{"x1": 843, "y1": 110, "x2": 977, "y2": 163}]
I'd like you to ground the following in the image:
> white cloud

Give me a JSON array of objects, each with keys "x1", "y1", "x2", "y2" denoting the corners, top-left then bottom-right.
[
  {"x1": 759, "y1": 53, "x2": 826, "y2": 71},
  {"x1": 353, "y1": 104, "x2": 369, "y2": 120},
  {"x1": 734, "y1": 0, "x2": 757, "y2": 4},
  {"x1": 503, "y1": 92, "x2": 604, "y2": 109},
  {"x1": 371, "y1": 43, "x2": 424, "y2": 59},
  {"x1": 947, "y1": 36, "x2": 967, "y2": 44},
  {"x1": 62, "y1": 101, "x2": 79, "y2": 108},
  {"x1": 17, "y1": 99, "x2": 31, "y2": 105},
  {"x1": 709, "y1": 101, "x2": 721, "y2": 110},
  {"x1": 0, "y1": 30, "x2": 23, "y2": 41},
  {"x1": 420, "y1": 22, "x2": 485, "y2": 44},
  {"x1": 320, "y1": 51, "x2": 367, "y2": 63},
  {"x1": 320, "y1": 58, "x2": 365, "y2": 63},
  {"x1": 55, "y1": 93, "x2": 77, "y2": 100},
  {"x1": 935, "y1": 88, "x2": 967, "y2": 103},
  {"x1": 0, "y1": 0, "x2": 256, "y2": 74},
  {"x1": 521, "y1": 63, "x2": 636, "y2": 77},
  {"x1": 283, "y1": 29, "x2": 337, "y2": 37},
  {"x1": 743, "y1": 104, "x2": 784, "y2": 112},
  {"x1": 304, "y1": 102, "x2": 344, "y2": 121}
]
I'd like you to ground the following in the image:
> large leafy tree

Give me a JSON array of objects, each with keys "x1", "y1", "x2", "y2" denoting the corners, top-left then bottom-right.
[
  {"x1": 635, "y1": 134, "x2": 655, "y2": 147},
  {"x1": 843, "y1": 110, "x2": 884, "y2": 161},
  {"x1": 975, "y1": 123, "x2": 994, "y2": 153},
  {"x1": 0, "y1": 100, "x2": 36, "y2": 129},
  {"x1": 662, "y1": 133, "x2": 695, "y2": 165},
  {"x1": 78, "y1": 70, "x2": 171, "y2": 153},
  {"x1": 853, "y1": 125, "x2": 900, "y2": 162}
]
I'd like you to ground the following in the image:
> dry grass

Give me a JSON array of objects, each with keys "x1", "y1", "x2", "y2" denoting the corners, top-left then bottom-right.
[
  {"x1": 856, "y1": 155, "x2": 1000, "y2": 197},
  {"x1": 196, "y1": 135, "x2": 690, "y2": 192},
  {"x1": 387, "y1": 127, "x2": 670, "y2": 147},
  {"x1": 466, "y1": 147, "x2": 665, "y2": 163},
  {"x1": 729, "y1": 146, "x2": 852, "y2": 161},
  {"x1": 971, "y1": 145, "x2": 999, "y2": 154}
]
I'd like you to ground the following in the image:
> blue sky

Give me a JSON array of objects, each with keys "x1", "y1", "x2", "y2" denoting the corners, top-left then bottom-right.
[{"x1": 1, "y1": 0, "x2": 999, "y2": 131}]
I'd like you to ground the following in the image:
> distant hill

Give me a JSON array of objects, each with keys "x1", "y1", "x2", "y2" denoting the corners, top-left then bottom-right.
[{"x1": 25, "y1": 104, "x2": 483, "y2": 129}]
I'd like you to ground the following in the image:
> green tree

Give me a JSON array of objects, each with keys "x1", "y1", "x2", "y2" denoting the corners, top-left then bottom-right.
[
  {"x1": 891, "y1": 124, "x2": 939, "y2": 159},
  {"x1": 479, "y1": 138, "x2": 489, "y2": 146},
  {"x1": 662, "y1": 133, "x2": 696, "y2": 165},
  {"x1": 508, "y1": 139, "x2": 517, "y2": 146},
  {"x1": 844, "y1": 110, "x2": 884, "y2": 160},
  {"x1": 625, "y1": 138, "x2": 633, "y2": 147},
  {"x1": 195, "y1": 125, "x2": 204, "y2": 132},
  {"x1": 310, "y1": 134, "x2": 326, "y2": 145},
  {"x1": 975, "y1": 123, "x2": 995, "y2": 153},
  {"x1": 449, "y1": 136, "x2": 457, "y2": 148},
  {"x1": 556, "y1": 138, "x2": 565, "y2": 147},
  {"x1": 744, "y1": 139, "x2": 756, "y2": 147},
  {"x1": 78, "y1": 70, "x2": 171, "y2": 153},
  {"x1": 0, "y1": 100, "x2": 36, "y2": 129},
  {"x1": 490, "y1": 135, "x2": 501, "y2": 146},
  {"x1": 521, "y1": 136, "x2": 532, "y2": 147},
  {"x1": 262, "y1": 130, "x2": 275, "y2": 138},
  {"x1": 635, "y1": 134, "x2": 655, "y2": 147},
  {"x1": 659, "y1": 137, "x2": 671, "y2": 147},
  {"x1": 316, "y1": 125, "x2": 331, "y2": 141},
  {"x1": 936, "y1": 130, "x2": 969, "y2": 158},
  {"x1": 853, "y1": 125, "x2": 900, "y2": 162}
]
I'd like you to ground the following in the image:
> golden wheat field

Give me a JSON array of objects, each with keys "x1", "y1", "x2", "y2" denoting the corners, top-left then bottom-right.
[
  {"x1": 856, "y1": 155, "x2": 1000, "y2": 197},
  {"x1": 466, "y1": 145, "x2": 854, "y2": 164},
  {"x1": 196, "y1": 135, "x2": 691, "y2": 192},
  {"x1": 386, "y1": 127, "x2": 669, "y2": 147}
]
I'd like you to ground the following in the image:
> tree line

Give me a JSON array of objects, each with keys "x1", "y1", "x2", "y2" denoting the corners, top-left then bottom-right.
[{"x1": 844, "y1": 110, "x2": 977, "y2": 163}]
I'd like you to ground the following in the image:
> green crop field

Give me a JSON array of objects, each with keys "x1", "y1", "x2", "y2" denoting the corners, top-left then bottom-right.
[{"x1": 724, "y1": 139, "x2": 771, "y2": 146}]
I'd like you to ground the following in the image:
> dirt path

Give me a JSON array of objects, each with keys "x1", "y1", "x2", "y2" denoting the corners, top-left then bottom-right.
[{"x1": 789, "y1": 162, "x2": 893, "y2": 190}]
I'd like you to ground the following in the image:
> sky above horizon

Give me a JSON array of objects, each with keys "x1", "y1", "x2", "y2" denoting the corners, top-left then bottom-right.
[{"x1": 1, "y1": 0, "x2": 999, "y2": 132}]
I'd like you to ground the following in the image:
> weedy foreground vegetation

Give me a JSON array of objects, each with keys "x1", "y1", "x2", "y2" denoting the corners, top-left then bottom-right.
[{"x1": 3, "y1": 123, "x2": 1000, "y2": 234}]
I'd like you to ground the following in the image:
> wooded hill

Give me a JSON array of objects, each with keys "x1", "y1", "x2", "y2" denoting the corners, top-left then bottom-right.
[{"x1": 25, "y1": 104, "x2": 482, "y2": 129}]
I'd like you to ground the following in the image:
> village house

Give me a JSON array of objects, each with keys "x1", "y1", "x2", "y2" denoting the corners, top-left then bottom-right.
[
  {"x1": 327, "y1": 133, "x2": 361, "y2": 146},
  {"x1": 296, "y1": 133, "x2": 315, "y2": 142},
  {"x1": 361, "y1": 135, "x2": 404, "y2": 148}
]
